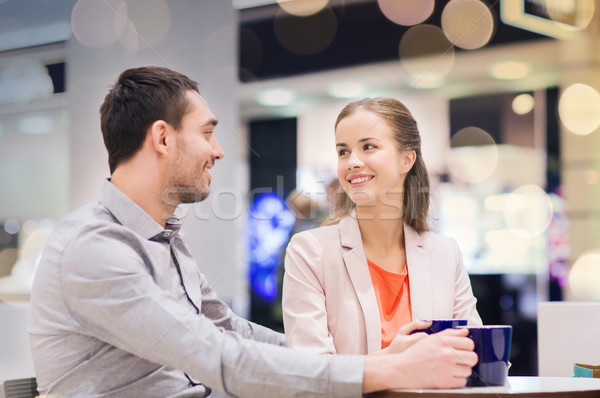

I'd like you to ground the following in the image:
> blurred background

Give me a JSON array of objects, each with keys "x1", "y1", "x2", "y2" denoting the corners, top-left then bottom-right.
[{"x1": 1, "y1": 0, "x2": 599, "y2": 380}]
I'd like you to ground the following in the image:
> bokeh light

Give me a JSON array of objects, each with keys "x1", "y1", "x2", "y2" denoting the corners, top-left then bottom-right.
[
  {"x1": 274, "y1": 7, "x2": 337, "y2": 56},
  {"x1": 71, "y1": 0, "x2": 128, "y2": 48},
  {"x1": 38, "y1": 218, "x2": 55, "y2": 231},
  {"x1": 3, "y1": 219, "x2": 20, "y2": 235},
  {"x1": 377, "y1": 0, "x2": 434, "y2": 26},
  {"x1": 441, "y1": 0, "x2": 494, "y2": 50},
  {"x1": 446, "y1": 126, "x2": 498, "y2": 183},
  {"x1": 117, "y1": 8, "x2": 140, "y2": 52},
  {"x1": 277, "y1": 0, "x2": 329, "y2": 16},
  {"x1": 399, "y1": 24, "x2": 454, "y2": 88},
  {"x1": 122, "y1": 0, "x2": 170, "y2": 47},
  {"x1": 489, "y1": 61, "x2": 530, "y2": 80},
  {"x1": 512, "y1": 93, "x2": 535, "y2": 115},
  {"x1": 558, "y1": 83, "x2": 600, "y2": 136},
  {"x1": 504, "y1": 185, "x2": 553, "y2": 238},
  {"x1": 21, "y1": 220, "x2": 37, "y2": 235},
  {"x1": 568, "y1": 250, "x2": 600, "y2": 301}
]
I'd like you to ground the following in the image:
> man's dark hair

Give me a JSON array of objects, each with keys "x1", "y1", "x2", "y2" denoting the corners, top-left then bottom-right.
[{"x1": 100, "y1": 66, "x2": 199, "y2": 173}]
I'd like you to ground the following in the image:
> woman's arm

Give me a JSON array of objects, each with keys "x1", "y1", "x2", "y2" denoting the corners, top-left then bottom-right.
[{"x1": 282, "y1": 232, "x2": 337, "y2": 354}]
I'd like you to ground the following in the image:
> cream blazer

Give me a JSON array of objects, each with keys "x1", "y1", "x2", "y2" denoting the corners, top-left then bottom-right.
[{"x1": 282, "y1": 214, "x2": 483, "y2": 355}]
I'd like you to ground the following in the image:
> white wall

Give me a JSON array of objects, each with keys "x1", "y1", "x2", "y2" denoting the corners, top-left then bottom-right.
[{"x1": 67, "y1": 0, "x2": 244, "y2": 305}]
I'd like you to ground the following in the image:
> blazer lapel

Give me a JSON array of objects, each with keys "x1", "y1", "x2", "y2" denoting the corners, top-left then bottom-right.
[
  {"x1": 405, "y1": 224, "x2": 433, "y2": 321},
  {"x1": 339, "y1": 213, "x2": 382, "y2": 353}
]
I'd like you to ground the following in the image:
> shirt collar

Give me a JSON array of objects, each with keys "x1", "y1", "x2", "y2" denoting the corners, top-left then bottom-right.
[{"x1": 98, "y1": 179, "x2": 182, "y2": 242}]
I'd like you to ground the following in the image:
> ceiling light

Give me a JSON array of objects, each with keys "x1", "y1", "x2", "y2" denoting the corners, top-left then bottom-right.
[
  {"x1": 327, "y1": 81, "x2": 365, "y2": 99},
  {"x1": 17, "y1": 115, "x2": 54, "y2": 135},
  {"x1": 257, "y1": 88, "x2": 296, "y2": 107},
  {"x1": 558, "y1": 83, "x2": 600, "y2": 136},
  {"x1": 512, "y1": 93, "x2": 535, "y2": 115},
  {"x1": 489, "y1": 61, "x2": 530, "y2": 80}
]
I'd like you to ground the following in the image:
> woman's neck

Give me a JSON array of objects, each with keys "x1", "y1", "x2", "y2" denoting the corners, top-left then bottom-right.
[{"x1": 355, "y1": 204, "x2": 405, "y2": 254}]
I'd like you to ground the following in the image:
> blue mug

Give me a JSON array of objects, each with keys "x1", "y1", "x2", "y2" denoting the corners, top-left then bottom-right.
[
  {"x1": 465, "y1": 325, "x2": 513, "y2": 387},
  {"x1": 411, "y1": 319, "x2": 467, "y2": 334}
]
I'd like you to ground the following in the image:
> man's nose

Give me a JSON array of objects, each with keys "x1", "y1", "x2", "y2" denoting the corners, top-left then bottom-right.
[{"x1": 212, "y1": 136, "x2": 224, "y2": 160}]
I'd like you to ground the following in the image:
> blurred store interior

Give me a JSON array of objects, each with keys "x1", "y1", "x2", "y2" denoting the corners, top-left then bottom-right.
[{"x1": 1, "y1": 0, "x2": 600, "y2": 379}]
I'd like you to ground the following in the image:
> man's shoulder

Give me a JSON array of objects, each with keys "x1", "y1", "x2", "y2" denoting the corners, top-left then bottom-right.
[
  {"x1": 46, "y1": 200, "x2": 138, "y2": 261},
  {"x1": 54, "y1": 200, "x2": 118, "y2": 238}
]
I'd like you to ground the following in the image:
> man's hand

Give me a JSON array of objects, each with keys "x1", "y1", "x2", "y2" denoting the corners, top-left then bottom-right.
[{"x1": 362, "y1": 327, "x2": 477, "y2": 393}]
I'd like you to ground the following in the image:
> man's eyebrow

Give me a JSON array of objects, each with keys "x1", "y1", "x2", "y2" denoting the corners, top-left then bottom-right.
[{"x1": 204, "y1": 118, "x2": 218, "y2": 127}]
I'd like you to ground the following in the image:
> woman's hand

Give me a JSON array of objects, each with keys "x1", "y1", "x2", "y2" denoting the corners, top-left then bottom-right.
[{"x1": 382, "y1": 320, "x2": 432, "y2": 354}]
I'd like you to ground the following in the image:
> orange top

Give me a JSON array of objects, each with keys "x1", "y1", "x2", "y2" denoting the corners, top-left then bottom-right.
[{"x1": 367, "y1": 259, "x2": 412, "y2": 349}]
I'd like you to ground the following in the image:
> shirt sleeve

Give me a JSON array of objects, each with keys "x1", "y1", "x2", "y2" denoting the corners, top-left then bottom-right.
[
  {"x1": 60, "y1": 226, "x2": 363, "y2": 397},
  {"x1": 197, "y1": 268, "x2": 287, "y2": 346},
  {"x1": 450, "y1": 237, "x2": 483, "y2": 326},
  {"x1": 282, "y1": 232, "x2": 338, "y2": 354}
]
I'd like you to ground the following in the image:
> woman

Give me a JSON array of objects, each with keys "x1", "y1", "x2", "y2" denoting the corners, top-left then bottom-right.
[{"x1": 282, "y1": 97, "x2": 482, "y2": 355}]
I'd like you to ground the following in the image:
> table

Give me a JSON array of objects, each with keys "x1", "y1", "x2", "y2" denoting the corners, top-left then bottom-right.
[{"x1": 368, "y1": 377, "x2": 600, "y2": 397}]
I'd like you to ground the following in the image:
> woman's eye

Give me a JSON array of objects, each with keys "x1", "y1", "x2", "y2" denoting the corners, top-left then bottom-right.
[
  {"x1": 364, "y1": 143, "x2": 376, "y2": 150},
  {"x1": 338, "y1": 149, "x2": 349, "y2": 156}
]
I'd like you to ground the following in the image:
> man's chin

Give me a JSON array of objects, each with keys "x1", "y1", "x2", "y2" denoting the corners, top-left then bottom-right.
[{"x1": 179, "y1": 190, "x2": 209, "y2": 203}]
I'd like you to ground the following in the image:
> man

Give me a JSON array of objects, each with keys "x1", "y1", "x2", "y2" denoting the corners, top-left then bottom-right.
[{"x1": 29, "y1": 66, "x2": 477, "y2": 397}]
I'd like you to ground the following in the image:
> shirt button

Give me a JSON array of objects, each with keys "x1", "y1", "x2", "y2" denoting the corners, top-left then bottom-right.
[{"x1": 164, "y1": 231, "x2": 172, "y2": 238}]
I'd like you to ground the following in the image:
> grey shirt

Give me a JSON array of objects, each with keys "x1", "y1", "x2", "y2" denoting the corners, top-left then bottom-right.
[{"x1": 29, "y1": 180, "x2": 364, "y2": 397}]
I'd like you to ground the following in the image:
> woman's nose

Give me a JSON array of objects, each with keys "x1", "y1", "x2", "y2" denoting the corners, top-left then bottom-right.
[{"x1": 346, "y1": 151, "x2": 363, "y2": 169}]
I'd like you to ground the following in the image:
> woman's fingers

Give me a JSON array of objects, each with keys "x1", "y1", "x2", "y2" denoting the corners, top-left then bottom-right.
[{"x1": 397, "y1": 319, "x2": 432, "y2": 335}]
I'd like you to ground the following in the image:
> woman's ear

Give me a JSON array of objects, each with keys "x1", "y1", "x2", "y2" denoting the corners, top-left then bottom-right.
[
  {"x1": 149, "y1": 120, "x2": 169, "y2": 157},
  {"x1": 400, "y1": 150, "x2": 417, "y2": 174}
]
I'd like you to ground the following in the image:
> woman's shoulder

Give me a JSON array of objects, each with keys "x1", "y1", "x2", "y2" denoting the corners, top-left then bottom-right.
[
  {"x1": 290, "y1": 222, "x2": 342, "y2": 245},
  {"x1": 411, "y1": 227, "x2": 458, "y2": 251}
]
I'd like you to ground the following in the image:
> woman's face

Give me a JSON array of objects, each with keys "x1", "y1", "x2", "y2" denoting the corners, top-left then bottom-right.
[{"x1": 335, "y1": 109, "x2": 415, "y2": 208}]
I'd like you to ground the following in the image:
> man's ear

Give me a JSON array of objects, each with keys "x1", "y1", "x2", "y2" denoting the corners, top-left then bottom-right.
[
  {"x1": 149, "y1": 120, "x2": 170, "y2": 157},
  {"x1": 400, "y1": 150, "x2": 417, "y2": 174}
]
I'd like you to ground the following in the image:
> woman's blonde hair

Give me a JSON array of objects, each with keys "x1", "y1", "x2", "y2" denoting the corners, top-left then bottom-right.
[{"x1": 323, "y1": 97, "x2": 430, "y2": 232}]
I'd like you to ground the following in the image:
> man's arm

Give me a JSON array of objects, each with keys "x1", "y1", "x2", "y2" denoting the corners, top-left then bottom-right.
[
  {"x1": 363, "y1": 328, "x2": 478, "y2": 392},
  {"x1": 196, "y1": 268, "x2": 286, "y2": 346},
  {"x1": 59, "y1": 229, "x2": 360, "y2": 397}
]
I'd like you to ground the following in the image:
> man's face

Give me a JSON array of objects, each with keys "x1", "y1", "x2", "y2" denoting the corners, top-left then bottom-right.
[{"x1": 166, "y1": 91, "x2": 224, "y2": 204}]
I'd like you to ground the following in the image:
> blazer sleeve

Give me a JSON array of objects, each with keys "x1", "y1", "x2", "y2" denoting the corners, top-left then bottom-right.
[
  {"x1": 450, "y1": 238, "x2": 483, "y2": 326},
  {"x1": 282, "y1": 231, "x2": 337, "y2": 354}
]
